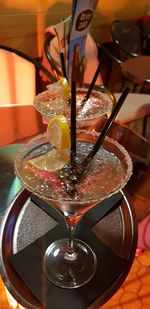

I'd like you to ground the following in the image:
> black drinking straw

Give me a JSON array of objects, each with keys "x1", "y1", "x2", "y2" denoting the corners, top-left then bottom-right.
[
  {"x1": 60, "y1": 52, "x2": 67, "y2": 79},
  {"x1": 83, "y1": 54, "x2": 104, "y2": 102},
  {"x1": 71, "y1": 81, "x2": 76, "y2": 159},
  {"x1": 79, "y1": 86, "x2": 130, "y2": 175}
]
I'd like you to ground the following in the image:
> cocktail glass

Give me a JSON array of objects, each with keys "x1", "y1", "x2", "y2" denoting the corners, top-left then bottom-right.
[
  {"x1": 33, "y1": 87, "x2": 112, "y2": 128},
  {"x1": 15, "y1": 130, "x2": 132, "y2": 289}
]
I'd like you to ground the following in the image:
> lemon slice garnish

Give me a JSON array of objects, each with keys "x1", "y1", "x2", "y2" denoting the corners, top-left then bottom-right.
[
  {"x1": 47, "y1": 115, "x2": 71, "y2": 149},
  {"x1": 28, "y1": 148, "x2": 70, "y2": 172},
  {"x1": 47, "y1": 77, "x2": 70, "y2": 101},
  {"x1": 59, "y1": 77, "x2": 70, "y2": 100}
]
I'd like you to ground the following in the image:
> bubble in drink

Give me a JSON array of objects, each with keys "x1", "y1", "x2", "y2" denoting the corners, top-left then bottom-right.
[
  {"x1": 16, "y1": 133, "x2": 132, "y2": 217},
  {"x1": 33, "y1": 88, "x2": 112, "y2": 123}
]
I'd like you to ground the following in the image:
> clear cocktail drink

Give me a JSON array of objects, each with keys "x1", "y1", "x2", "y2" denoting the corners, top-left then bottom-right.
[
  {"x1": 15, "y1": 130, "x2": 132, "y2": 289},
  {"x1": 33, "y1": 87, "x2": 112, "y2": 124}
]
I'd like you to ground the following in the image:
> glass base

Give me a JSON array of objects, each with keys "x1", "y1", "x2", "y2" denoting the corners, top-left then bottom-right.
[{"x1": 43, "y1": 238, "x2": 97, "y2": 289}]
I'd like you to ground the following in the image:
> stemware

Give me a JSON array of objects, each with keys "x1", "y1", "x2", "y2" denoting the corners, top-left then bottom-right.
[
  {"x1": 33, "y1": 87, "x2": 112, "y2": 130},
  {"x1": 15, "y1": 130, "x2": 132, "y2": 289}
]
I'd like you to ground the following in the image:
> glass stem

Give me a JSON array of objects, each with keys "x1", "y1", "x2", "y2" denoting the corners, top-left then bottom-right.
[
  {"x1": 65, "y1": 216, "x2": 76, "y2": 255},
  {"x1": 68, "y1": 225, "x2": 75, "y2": 254}
]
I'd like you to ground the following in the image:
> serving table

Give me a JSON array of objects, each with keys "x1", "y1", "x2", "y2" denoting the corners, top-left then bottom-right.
[{"x1": 121, "y1": 56, "x2": 150, "y2": 88}]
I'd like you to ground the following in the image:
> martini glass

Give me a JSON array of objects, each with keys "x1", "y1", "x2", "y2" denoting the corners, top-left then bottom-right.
[
  {"x1": 15, "y1": 130, "x2": 132, "y2": 289},
  {"x1": 33, "y1": 87, "x2": 112, "y2": 128}
]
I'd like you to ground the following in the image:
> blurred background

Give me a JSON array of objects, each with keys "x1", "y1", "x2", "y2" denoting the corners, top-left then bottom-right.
[
  {"x1": 0, "y1": 1, "x2": 150, "y2": 308},
  {"x1": 0, "y1": 0, "x2": 150, "y2": 57}
]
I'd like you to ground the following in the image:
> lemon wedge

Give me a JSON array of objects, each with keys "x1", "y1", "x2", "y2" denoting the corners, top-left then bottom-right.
[
  {"x1": 47, "y1": 115, "x2": 71, "y2": 149},
  {"x1": 59, "y1": 77, "x2": 70, "y2": 100},
  {"x1": 28, "y1": 148, "x2": 70, "y2": 172},
  {"x1": 47, "y1": 77, "x2": 70, "y2": 101}
]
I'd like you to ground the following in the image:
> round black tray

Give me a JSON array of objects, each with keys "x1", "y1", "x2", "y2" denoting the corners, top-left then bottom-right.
[{"x1": 0, "y1": 188, "x2": 137, "y2": 309}]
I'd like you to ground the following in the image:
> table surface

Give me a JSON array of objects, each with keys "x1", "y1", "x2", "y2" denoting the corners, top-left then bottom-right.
[
  {"x1": 0, "y1": 144, "x2": 23, "y2": 217},
  {"x1": 121, "y1": 56, "x2": 150, "y2": 88},
  {"x1": 114, "y1": 92, "x2": 150, "y2": 123}
]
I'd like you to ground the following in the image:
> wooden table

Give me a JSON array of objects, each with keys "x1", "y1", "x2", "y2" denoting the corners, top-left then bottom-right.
[{"x1": 121, "y1": 56, "x2": 150, "y2": 88}]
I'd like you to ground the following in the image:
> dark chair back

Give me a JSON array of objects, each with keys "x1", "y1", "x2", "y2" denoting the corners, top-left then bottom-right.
[
  {"x1": 137, "y1": 16, "x2": 150, "y2": 55},
  {"x1": 96, "y1": 42, "x2": 150, "y2": 138},
  {"x1": 111, "y1": 19, "x2": 143, "y2": 60},
  {"x1": 44, "y1": 32, "x2": 62, "y2": 80},
  {"x1": 97, "y1": 41, "x2": 124, "y2": 92},
  {"x1": 0, "y1": 44, "x2": 56, "y2": 88}
]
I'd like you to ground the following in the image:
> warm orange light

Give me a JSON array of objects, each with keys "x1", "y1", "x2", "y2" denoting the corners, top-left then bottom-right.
[
  {"x1": 4, "y1": 0, "x2": 55, "y2": 11},
  {"x1": 0, "y1": 49, "x2": 35, "y2": 106},
  {"x1": 0, "y1": 48, "x2": 41, "y2": 146},
  {"x1": 5, "y1": 286, "x2": 25, "y2": 309},
  {"x1": 4, "y1": 0, "x2": 43, "y2": 11}
]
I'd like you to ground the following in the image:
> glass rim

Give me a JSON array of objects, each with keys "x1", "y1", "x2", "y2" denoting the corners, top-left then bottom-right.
[
  {"x1": 15, "y1": 130, "x2": 133, "y2": 205},
  {"x1": 33, "y1": 87, "x2": 113, "y2": 122}
]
